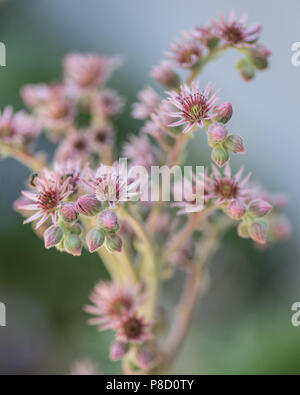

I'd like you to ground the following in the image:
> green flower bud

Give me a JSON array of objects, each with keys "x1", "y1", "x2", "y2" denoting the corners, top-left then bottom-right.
[
  {"x1": 224, "y1": 134, "x2": 245, "y2": 154},
  {"x1": 76, "y1": 194, "x2": 102, "y2": 216},
  {"x1": 237, "y1": 222, "x2": 249, "y2": 239},
  {"x1": 248, "y1": 199, "x2": 272, "y2": 218},
  {"x1": 106, "y1": 233, "x2": 122, "y2": 253},
  {"x1": 64, "y1": 233, "x2": 83, "y2": 256},
  {"x1": 44, "y1": 225, "x2": 64, "y2": 249},
  {"x1": 211, "y1": 144, "x2": 229, "y2": 168},
  {"x1": 236, "y1": 58, "x2": 256, "y2": 81},
  {"x1": 86, "y1": 228, "x2": 105, "y2": 253},
  {"x1": 60, "y1": 202, "x2": 78, "y2": 223},
  {"x1": 98, "y1": 210, "x2": 119, "y2": 232},
  {"x1": 248, "y1": 220, "x2": 267, "y2": 244}
]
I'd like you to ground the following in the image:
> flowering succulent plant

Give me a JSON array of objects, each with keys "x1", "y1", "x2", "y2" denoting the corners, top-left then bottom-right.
[{"x1": 0, "y1": 10, "x2": 291, "y2": 375}]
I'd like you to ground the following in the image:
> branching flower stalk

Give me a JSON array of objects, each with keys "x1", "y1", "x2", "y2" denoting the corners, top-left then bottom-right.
[{"x1": 1, "y1": 10, "x2": 291, "y2": 375}]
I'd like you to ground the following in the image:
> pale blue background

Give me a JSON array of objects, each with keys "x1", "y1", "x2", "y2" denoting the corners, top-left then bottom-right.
[{"x1": 0, "y1": 0, "x2": 300, "y2": 374}]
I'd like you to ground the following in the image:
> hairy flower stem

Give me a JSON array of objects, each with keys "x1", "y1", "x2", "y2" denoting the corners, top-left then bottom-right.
[
  {"x1": 158, "y1": 224, "x2": 224, "y2": 373},
  {"x1": 164, "y1": 261, "x2": 203, "y2": 363},
  {"x1": 0, "y1": 142, "x2": 45, "y2": 172},
  {"x1": 120, "y1": 206, "x2": 158, "y2": 320},
  {"x1": 186, "y1": 45, "x2": 228, "y2": 85},
  {"x1": 167, "y1": 133, "x2": 189, "y2": 167}
]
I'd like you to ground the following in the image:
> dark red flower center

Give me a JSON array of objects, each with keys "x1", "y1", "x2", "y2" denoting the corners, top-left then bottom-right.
[
  {"x1": 38, "y1": 190, "x2": 59, "y2": 211},
  {"x1": 73, "y1": 138, "x2": 87, "y2": 151},
  {"x1": 178, "y1": 47, "x2": 200, "y2": 65},
  {"x1": 214, "y1": 178, "x2": 239, "y2": 199},
  {"x1": 224, "y1": 23, "x2": 244, "y2": 43},
  {"x1": 123, "y1": 317, "x2": 143, "y2": 340},
  {"x1": 95, "y1": 130, "x2": 108, "y2": 143}
]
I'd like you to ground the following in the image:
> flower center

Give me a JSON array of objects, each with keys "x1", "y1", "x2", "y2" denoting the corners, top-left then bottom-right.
[
  {"x1": 190, "y1": 104, "x2": 201, "y2": 119},
  {"x1": 215, "y1": 178, "x2": 239, "y2": 199},
  {"x1": 96, "y1": 175, "x2": 121, "y2": 202},
  {"x1": 179, "y1": 48, "x2": 198, "y2": 64},
  {"x1": 95, "y1": 131, "x2": 107, "y2": 143},
  {"x1": 181, "y1": 93, "x2": 206, "y2": 122},
  {"x1": 123, "y1": 317, "x2": 142, "y2": 339},
  {"x1": 225, "y1": 24, "x2": 244, "y2": 43},
  {"x1": 38, "y1": 190, "x2": 59, "y2": 211},
  {"x1": 73, "y1": 138, "x2": 87, "y2": 151}
]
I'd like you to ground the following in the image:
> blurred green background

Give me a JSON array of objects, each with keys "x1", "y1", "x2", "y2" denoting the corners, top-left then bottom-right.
[{"x1": 0, "y1": 0, "x2": 300, "y2": 374}]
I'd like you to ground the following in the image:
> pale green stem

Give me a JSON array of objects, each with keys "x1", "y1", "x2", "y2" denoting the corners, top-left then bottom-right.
[
  {"x1": 0, "y1": 142, "x2": 45, "y2": 172},
  {"x1": 160, "y1": 218, "x2": 234, "y2": 372},
  {"x1": 119, "y1": 206, "x2": 158, "y2": 320}
]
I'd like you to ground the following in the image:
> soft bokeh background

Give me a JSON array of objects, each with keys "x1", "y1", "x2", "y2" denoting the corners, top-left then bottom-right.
[{"x1": 0, "y1": 0, "x2": 300, "y2": 374}]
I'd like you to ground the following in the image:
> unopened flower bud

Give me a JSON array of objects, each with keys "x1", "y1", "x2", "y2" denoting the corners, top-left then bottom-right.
[
  {"x1": 136, "y1": 346, "x2": 156, "y2": 371},
  {"x1": 236, "y1": 58, "x2": 256, "y2": 81},
  {"x1": 44, "y1": 225, "x2": 64, "y2": 249},
  {"x1": 248, "y1": 221, "x2": 267, "y2": 244},
  {"x1": 211, "y1": 144, "x2": 229, "y2": 167},
  {"x1": 106, "y1": 233, "x2": 122, "y2": 253},
  {"x1": 248, "y1": 199, "x2": 272, "y2": 218},
  {"x1": 224, "y1": 134, "x2": 245, "y2": 154},
  {"x1": 70, "y1": 223, "x2": 83, "y2": 235},
  {"x1": 227, "y1": 200, "x2": 246, "y2": 219},
  {"x1": 208, "y1": 122, "x2": 228, "y2": 142},
  {"x1": 98, "y1": 209, "x2": 119, "y2": 232},
  {"x1": 237, "y1": 222, "x2": 249, "y2": 239},
  {"x1": 207, "y1": 37, "x2": 220, "y2": 50},
  {"x1": 215, "y1": 102, "x2": 233, "y2": 124},
  {"x1": 64, "y1": 233, "x2": 83, "y2": 256},
  {"x1": 249, "y1": 45, "x2": 272, "y2": 70},
  {"x1": 76, "y1": 194, "x2": 102, "y2": 216},
  {"x1": 60, "y1": 202, "x2": 78, "y2": 223},
  {"x1": 86, "y1": 228, "x2": 105, "y2": 253},
  {"x1": 109, "y1": 341, "x2": 129, "y2": 361},
  {"x1": 150, "y1": 61, "x2": 180, "y2": 89}
]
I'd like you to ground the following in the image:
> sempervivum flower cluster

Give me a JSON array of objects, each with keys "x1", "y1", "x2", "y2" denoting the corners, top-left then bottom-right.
[
  {"x1": 20, "y1": 168, "x2": 73, "y2": 229},
  {"x1": 149, "y1": 8, "x2": 271, "y2": 88},
  {"x1": 15, "y1": 158, "x2": 142, "y2": 257},
  {"x1": 211, "y1": 10, "x2": 262, "y2": 48},
  {"x1": 85, "y1": 281, "x2": 154, "y2": 366},
  {"x1": 165, "y1": 82, "x2": 244, "y2": 167},
  {"x1": 3, "y1": 10, "x2": 291, "y2": 375},
  {"x1": 20, "y1": 52, "x2": 123, "y2": 165},
  {"x1": 206, "y1": 164, "x2": 273, "y2": 244}
]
